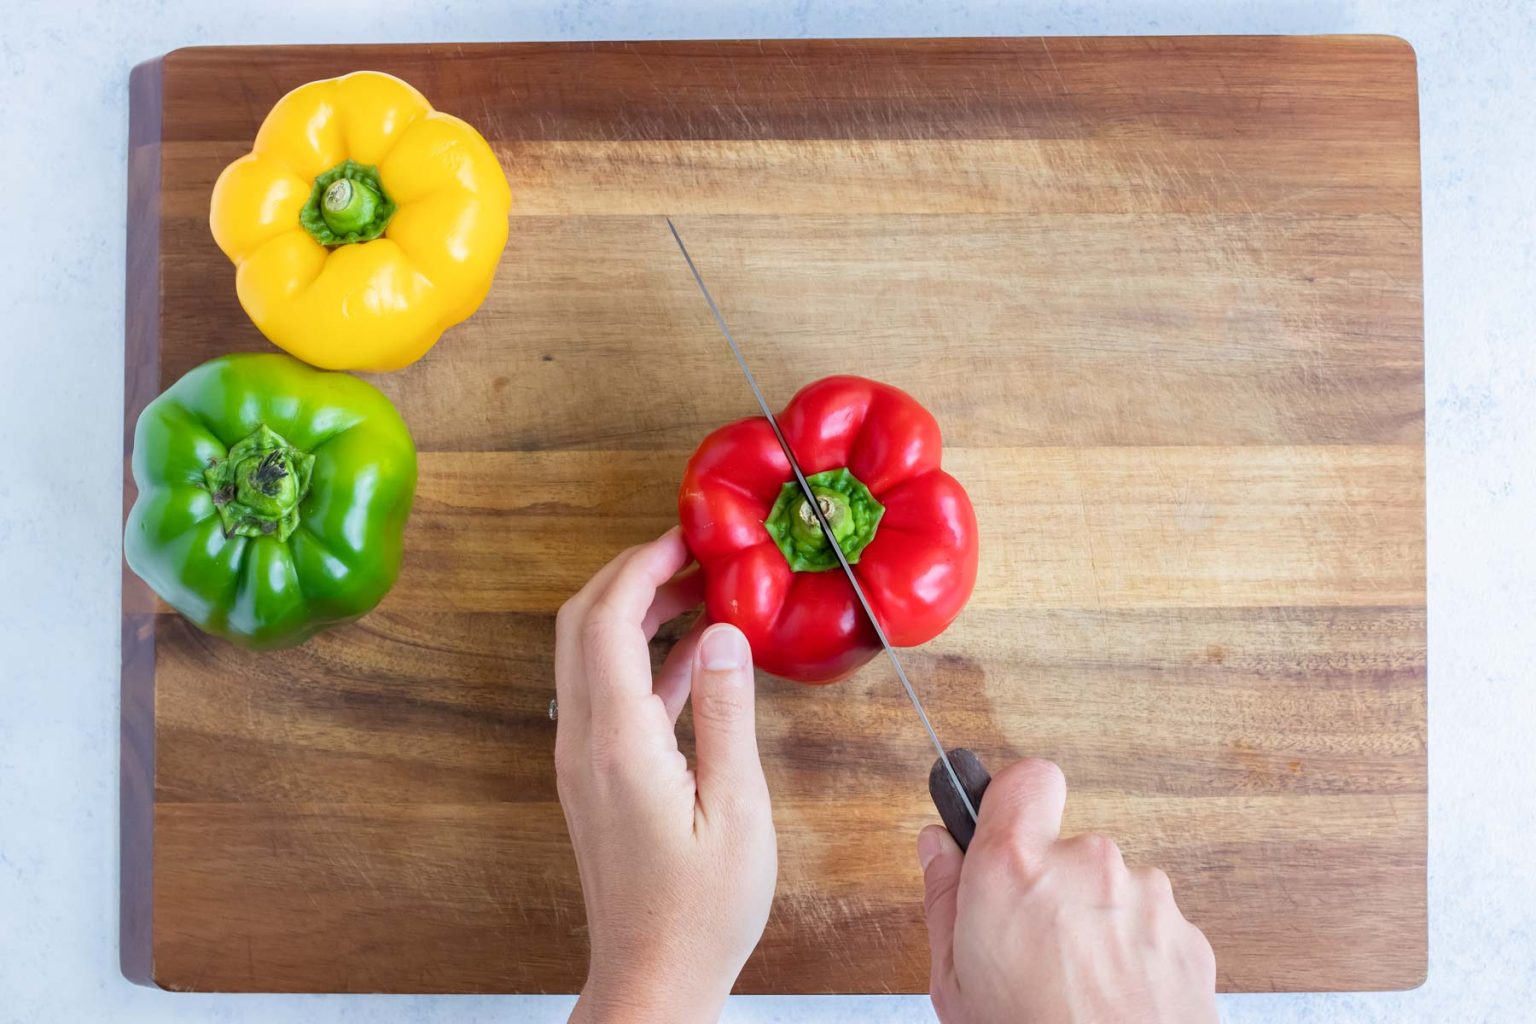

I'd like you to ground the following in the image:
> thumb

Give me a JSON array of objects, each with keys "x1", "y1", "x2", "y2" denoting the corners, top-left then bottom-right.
[
  {"x1": 691, "y1": 624, "x2": 767, "y2": 818},
  {"x1": 918, "y1": 824, "x2": 963, "y2": 987}
]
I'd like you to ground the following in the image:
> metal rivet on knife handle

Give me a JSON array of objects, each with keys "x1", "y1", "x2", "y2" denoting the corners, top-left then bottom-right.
[{"x1": 929, "y1": 748, "x2": 991, "y2": 853}]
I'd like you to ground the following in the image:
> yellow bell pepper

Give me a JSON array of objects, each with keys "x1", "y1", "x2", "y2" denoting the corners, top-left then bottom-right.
[{"x1": 210, "y1": 71, "x2": 511, "y2": 371}]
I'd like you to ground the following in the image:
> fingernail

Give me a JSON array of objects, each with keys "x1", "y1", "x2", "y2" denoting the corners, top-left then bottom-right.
[
  {"x1": 918, "y1": 826, "x2": 945, "y2": 871},
  {"x1": 700, "y1": 625, "x2": 748, "y2": 671}
]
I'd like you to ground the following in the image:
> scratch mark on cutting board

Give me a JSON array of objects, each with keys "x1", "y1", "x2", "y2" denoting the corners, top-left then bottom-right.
[
  {"x1": 331, "y1": 840, "x2": 384, "y2": 896},
  {"x1": 1040, "y1": 37, "x2": 1070, "y2": 94},
  {"x1": 1210, "y1": 149, "x2": 1257, "y2": 218}
]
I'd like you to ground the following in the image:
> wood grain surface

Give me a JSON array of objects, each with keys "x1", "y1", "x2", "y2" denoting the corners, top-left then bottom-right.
[{"x1": 122, "y1": 37, "x2": 1425, "y2": 993}]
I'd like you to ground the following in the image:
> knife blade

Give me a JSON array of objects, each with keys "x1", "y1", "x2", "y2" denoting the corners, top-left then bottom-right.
[{"x1": 665, "y1": 217, "x2": 990, "y2": 849}]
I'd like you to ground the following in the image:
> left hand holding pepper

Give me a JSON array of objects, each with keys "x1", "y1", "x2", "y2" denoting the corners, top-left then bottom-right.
[{"x1": 556, "y1": 529, "x2": 777, "y2": 1023}]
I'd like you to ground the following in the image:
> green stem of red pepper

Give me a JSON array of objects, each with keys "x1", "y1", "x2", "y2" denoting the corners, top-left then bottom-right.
[
  {"x1": 300, "y1": 159, "x2": 396, "y2": 245},
  {"x1": 763, "y1": 467, "x2": 884, "y2": 572},
  {"x1": 203, "y1": 424, "x2": 315, "y2": 542}
]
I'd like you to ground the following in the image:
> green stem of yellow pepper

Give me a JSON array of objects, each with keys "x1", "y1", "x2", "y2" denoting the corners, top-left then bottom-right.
[
  {"x1": 299, "y1": 159, "x2": 396, "y2": 246},
  {"x1": 321, "y1": 177, "x2": 382, "y2": 236}
]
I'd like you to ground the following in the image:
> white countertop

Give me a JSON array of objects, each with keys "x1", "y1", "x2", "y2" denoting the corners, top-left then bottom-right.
[{"x1": 2, "y1": 0, "x2": 1532, "y2": 1020}]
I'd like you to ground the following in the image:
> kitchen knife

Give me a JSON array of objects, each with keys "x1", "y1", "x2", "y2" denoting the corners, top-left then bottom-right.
[{"x1": 665, "y1": 217, "x2": 992, "y2": 852}]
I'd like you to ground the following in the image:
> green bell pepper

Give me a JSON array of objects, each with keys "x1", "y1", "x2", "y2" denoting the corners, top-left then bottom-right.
[{"x1": 125, "y1": 353, "x2": 417, "y2": 649}]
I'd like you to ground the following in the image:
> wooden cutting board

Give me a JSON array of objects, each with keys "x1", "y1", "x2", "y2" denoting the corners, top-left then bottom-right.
[{"x1": 122, "y1": 37, "x2": 1425, "y2": 993}]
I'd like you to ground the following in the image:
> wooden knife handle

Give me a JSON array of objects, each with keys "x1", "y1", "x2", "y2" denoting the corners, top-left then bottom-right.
[{"x1": 928, "y1": 748, "x2": 991, "y2": 853}]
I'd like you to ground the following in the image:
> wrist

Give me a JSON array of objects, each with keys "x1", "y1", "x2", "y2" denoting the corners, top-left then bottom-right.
[{"x1": 573, "y1": 970, "x2": 727, "y2": 1024}]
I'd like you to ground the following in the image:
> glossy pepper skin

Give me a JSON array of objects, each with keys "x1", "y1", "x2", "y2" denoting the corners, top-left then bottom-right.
[
  {"x1": 125, "y1": 354, "x2": 417, "y2": 649},
  {"x1": 210, "y1": 71, "x2": 512, "y2": 371},
  {"x1": 679, "y1": 376, "x2": 979, "y2": 683}
]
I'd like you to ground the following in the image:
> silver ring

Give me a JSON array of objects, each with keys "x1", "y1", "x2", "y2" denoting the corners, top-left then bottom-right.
[{"x1": 548, "y1": 697, "x2": 559, "y2": 721}]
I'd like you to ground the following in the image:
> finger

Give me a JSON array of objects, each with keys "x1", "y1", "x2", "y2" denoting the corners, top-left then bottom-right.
[
  {"x1": 591, "y1": 528, "x2": 692, "y2": 627},
  {"x1": 1133, "y1": 865, "x2": 1175, "y2": 903},
  {"x1": 690, "y1": 624, "x2": 768, "y2": 821},
  {"x1": 918, "y1": 824, "x2": 963, "y2": 989},
  {"x1": 972, "y1": 757, "x2": 1066, "y2": 857},
  {"x1": 654, "y1": 615, "x2": 707, "y2": 725},
  {"x1": 641, "y1": 568, "x2": 705, "y2": 639},
  {"x1": 557, "y1": 528, "x2": 687, "y2": 653},
  {"x1": 554, "y1": 605, "x2": 600, "y2": 735},
  {"x1": 557, "y1": 539, "x2": 648, "y2": 643},
  {"x1": 1139, "y1": 868, "x2": 1207, "y2": 946},
  {"x1": 554, "y1": 541, "x2": 655, "y2": 730},
  {"x1": 584, "y1": 530, "x2": 695, "y2": 712},
  {"x1": 1057, "y1": 832, "x2": 1129, "y2": 902}
]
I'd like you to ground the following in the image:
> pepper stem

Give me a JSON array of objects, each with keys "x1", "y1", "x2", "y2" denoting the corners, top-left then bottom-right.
[
  {"x1": 299, "y1": 159, "x2": 396, "y2": 246},
  {"x1": 204, "y1": 424, "x2": 315, "y2": 542},
  {"x1": 764, "y1": 468, "x2": 884, "y2": 572}
]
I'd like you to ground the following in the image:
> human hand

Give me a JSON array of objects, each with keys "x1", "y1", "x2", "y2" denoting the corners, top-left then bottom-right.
[
  {"x1": 556, "y1": 529, "x2": 777, "y2": 1024},
  {"x1": 919, "y1": 759, "x2": 1218, "y2": 1024}
]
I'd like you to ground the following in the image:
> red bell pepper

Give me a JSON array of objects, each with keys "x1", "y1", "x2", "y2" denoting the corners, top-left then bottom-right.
[{"x1": 679, "y1": 376, "x2": 979, "y2": 683}]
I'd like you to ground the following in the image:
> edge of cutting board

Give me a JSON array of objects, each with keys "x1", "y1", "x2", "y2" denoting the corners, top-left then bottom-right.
[{"x1": 122, "y1": 52, "x2": 164, "y2": 989}]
